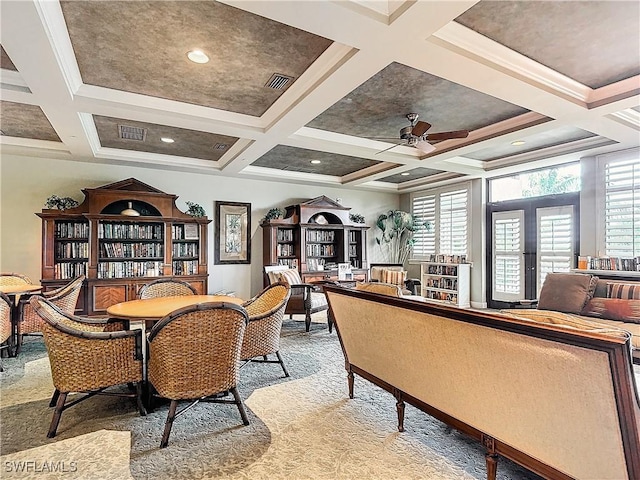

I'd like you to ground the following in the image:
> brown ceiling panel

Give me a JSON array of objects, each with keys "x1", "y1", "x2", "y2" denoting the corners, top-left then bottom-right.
[
  {"x1": 252, "y1": 145, "x2": 381, "y2": 176},
  {"x1": 1, "y1": 45, "x2": 17, "y2": 71},
  {"x1": 93, "y1": 115, "x2": 239, "y2": 161},
  {"x1": 456, "y1": 1, "x2": 640, "y2": 89},
  {"x1": 307, "y1": 62, "x2": 529, "y2": 139},
  {"x1": 60, "y1": 1, "x2": 332, "y2": 117},
  {"x1": 0, "y1": 101, "x2": 60, "y2": 141},
  {"x1": 379, "y1": 167, "x2": 444, "y2": 184},
  {"x1": 464, "y1": 126, "x2": 596, "y2": 161}
]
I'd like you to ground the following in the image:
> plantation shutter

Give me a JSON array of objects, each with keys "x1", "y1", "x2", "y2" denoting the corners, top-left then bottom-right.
[
  {"x1": 412, "y1": 194, "x2": 436, "y2": 257},
  {"x1": 439, "y1": 188, "x2": 468, "y2": 255},
  {"x1": 492, "y1": 210, "x2": 525, "y2": 302},
  {"x1": 537, "y1": 205, "x2": 574, "y2": 293},
  {"x1": 604, "y1": 158, "x2": 640, "y2": 257}
]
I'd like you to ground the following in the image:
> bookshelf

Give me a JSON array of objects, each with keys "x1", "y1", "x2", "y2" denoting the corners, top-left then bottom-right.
[
  {"x1": 38, "y1": 178, "x2": 210, "y2": 315},
  {"x1": 261, "y1": 196, "x2": 368, "y2": 286},
  {"x1": 420, "y1": 261, "x2": 471, "y2": 308}
]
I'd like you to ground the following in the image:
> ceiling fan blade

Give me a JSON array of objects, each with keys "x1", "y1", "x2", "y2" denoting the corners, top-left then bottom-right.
[
  {"x1": 375, "y1": 143, "x2": 403, "y2": 155},
  {"x1": 364, "y1": 137, "x2": 404, "y2": 142},
  {"x1": 425, "y1": 130, "x2": 469, "y2": 141},
  {"x1": 411, "y1": 121, "x2": 432, "y2": 137}
]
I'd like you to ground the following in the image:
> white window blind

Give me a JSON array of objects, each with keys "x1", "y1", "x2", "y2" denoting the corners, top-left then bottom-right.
[
  {"x1": 412, "y1": 186, "x2": 469, "y2": 258},
  {"x1": 412, "y1": 194, "x2": 436, "y2": 257},
  {"x1": 439, "y1": 189, "x2": 468, "y2": 255},
  {"x1": 604, "y1": 158, "x2": 640, "y2": 257},
  {"x1": 492, "y1": 210, "x2": 524, "y2": 302},
  {"x1": 537, "y1": 206, "x2": 574, "y2": 292}
]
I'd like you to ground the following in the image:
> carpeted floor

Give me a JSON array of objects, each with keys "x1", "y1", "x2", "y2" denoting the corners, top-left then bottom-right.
[{"x1": 0, "y1": 314, "x2": 544, "y2": 480}]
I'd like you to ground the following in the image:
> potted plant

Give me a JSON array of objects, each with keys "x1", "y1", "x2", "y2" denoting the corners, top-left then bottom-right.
[
  {"x1": 374, "y1": 210, "x2": 429, "y2": 265},
  {"x1": 186, "y1": 201, "x2": 206, "y2": 218},
  {"x1": 44, "y1": 195, "x2": 79, "y2": 210}
]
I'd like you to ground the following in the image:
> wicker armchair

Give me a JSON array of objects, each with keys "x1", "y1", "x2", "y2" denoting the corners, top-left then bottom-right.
[
  {"x1": 241, "y1": 282, "x2": 291, "y2": 377},
  {"x1": 30, "y1": 296, "x2": 145, "y2": 438},
  {"x1": 147, "y1": 302, "x2": 250, "y2": 448},
  {"x1": 16, "y1": 275, "x2": 84, "y2": 353},
  {"x1": 138, "y1": 279, "x2": 196, "y2": 299},
  {"x1": 0, "y1": 272, "x2": 32, "y2": 286},
  {"x1": 0, "y1": 293, "x2": 12, "y2": 371}
]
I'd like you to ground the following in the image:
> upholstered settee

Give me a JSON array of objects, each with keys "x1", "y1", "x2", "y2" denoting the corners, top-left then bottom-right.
[
  {"x1": 324, "y1": 284, "x2": 640, "y2": 480},
  {"x1": 502, "y1": 272, "x2": 640, "y2": 363}
]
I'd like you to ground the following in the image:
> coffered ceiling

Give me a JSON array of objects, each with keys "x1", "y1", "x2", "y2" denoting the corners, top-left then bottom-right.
[{"x1": 1, "y1": 1, "x2": 638, "y2": 193}]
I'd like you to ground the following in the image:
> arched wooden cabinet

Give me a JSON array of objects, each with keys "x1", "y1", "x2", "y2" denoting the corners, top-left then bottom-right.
[
  {"x1": 261, "y1": 196, "x2": 369, "y2": 285},
  {"x1": 37, "y1": 178, "x2": 210, "y2": 315}
]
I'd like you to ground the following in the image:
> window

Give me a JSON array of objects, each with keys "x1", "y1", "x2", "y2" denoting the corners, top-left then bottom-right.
[
  {"x1": 602, "y1": 156, "x2": 640, "y2": 257},
  {"x1": 537, "y1": 205, "x2": 574, "y2": 290},
  {"x1": 489, "y1": 163, "x2": 580, "y2": 202},
  {"x1": 412, "y1": 185, "x2": 469, "y2": 258}
]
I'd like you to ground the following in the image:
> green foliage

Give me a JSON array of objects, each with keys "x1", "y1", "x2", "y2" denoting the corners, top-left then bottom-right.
[
  {"x1": 349, "y1": 212, "x2": 365, "y2": 224},
  {"x1": 374, "y1": 210, "x2": 430, "y2": 265},
  {"x1": 521, "y1": 168, "x2": 580, "y2": 197},
  {"x1": 186, "y1": 201, "x2": 206, "y2": 217},
  {"x1": 263, "y1": 207, "x2": 284, "y2": 221},
  {"x1": 45, "y1": 195, "x2": 79, "y2": 210}
]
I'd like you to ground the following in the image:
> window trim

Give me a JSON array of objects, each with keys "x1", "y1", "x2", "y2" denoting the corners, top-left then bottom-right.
[{"x1": 410, "y1": 181, "x2": 472, "y2": 261}]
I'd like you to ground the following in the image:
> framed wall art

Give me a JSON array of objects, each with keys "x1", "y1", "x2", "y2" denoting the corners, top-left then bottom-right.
[{"x1": 214, "y1": 201, "x2": 251, "y2": 264}]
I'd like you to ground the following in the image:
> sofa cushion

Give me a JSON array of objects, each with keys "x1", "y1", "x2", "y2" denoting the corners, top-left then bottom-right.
[
  {"x1": 499, "y1": 309, "x2": 629, "y2": 338},
  {"x1": 582, "y1": 297, "x2": 640, "y2": 324},
  {"x1": 607, "y1": 282, "x2": 640, "y2": 300},
  {"x1": 537, "y1": 273, "x2": 598, "y2": 314}
]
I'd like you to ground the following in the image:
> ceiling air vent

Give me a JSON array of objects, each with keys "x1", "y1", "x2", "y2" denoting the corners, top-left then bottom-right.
[
  {"x1": 118, "y1": 124, "x2": 147, "y2": 141},
  {"x1": 265, "y1": 73, "x2": 294, "y2": 90},
  {"x1": 213, "y1": 143, "x2": 228, "y2": 150}
]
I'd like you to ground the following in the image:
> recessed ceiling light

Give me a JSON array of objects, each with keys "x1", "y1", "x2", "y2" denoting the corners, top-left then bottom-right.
[
  {"x1": 310, "y1": 160, "x2": 321, "y2": 164},
  {"x1": 401, "y1": 172, "x2": 410, "y2": 176},
  {"x1": 511, "y1": 140, "x2": 526, "y2": 146},
  {"x1": 161, "y1": 137, "x2": 175, "y2": 143},
  {"x1": 187, "y1": 50, "x2": 209, "y2": 64}
]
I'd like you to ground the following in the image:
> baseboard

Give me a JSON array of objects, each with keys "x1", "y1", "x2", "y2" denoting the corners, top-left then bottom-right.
[{"x1": 470, "y1": 301, "x2": 487, "y2": 309}]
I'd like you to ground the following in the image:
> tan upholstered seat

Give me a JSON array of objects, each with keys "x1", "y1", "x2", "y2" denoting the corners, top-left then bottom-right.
[
  {"x1": 147, "y1": 302, "x2": 250, "y2": 448},
  {"x1": 138, "y1": 278, "x2": 196, "y2": 299},
  {"x1": 17, "y1": 275, "x2": 84, "y2": 353},
  {"x1": 264, "y1": 265, "x2": 329, "y2": 332},
  {"x1": 30, "y1": 296, "x2": 145, "y2": 438},
  {"x1": 241, "y1": 282, "x2": 291, "y2": 377}
]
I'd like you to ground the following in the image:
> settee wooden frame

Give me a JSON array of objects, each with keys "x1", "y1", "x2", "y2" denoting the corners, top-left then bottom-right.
[{"x1": 325, "y1": 285, "x2": 640, "y2": 480}]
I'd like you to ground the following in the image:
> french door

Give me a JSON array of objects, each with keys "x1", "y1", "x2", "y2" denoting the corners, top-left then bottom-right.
[{"x1": 486, "y1": 193, "x2": 579, "y2": 309}]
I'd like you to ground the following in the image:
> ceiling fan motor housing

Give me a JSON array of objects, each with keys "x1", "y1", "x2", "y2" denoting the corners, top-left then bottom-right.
[{"x1": 400, "y1": 125, "x2": 413, "y2": 139}]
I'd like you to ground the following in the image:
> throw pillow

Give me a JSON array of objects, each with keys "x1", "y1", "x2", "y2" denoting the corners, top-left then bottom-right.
[
  {"x1": 355, "y1": 282, "x2": 402, "y2": 297},
  {"x1": 582, "y1": 298, "x2": 640, "y2": 324},
  {"x1": 537, "y1": 273, "x2": 598, "y2": 314},
  {"x1": 276, "y1": 269, "x2": 303, "y2": 286},
  {"x1": 606, "y1": 282, "x2": 640, "y2": 300},
  {"x1": 382, "y1": 268, "x2": 406, "y2": 286}
]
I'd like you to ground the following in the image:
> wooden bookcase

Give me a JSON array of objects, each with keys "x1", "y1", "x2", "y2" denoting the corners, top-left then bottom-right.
[
  {"x1": 37, "y1": 178, "x2": 210, "y2": 315},
  {"x1": 420, "y1": 261, "x2": 471, "y2": 308},
  {"x1": 261, "y1": 196, "x2": 368, "y2": 286}
]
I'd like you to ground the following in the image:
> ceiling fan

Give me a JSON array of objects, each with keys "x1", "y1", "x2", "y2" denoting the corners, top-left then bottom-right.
[{"x1": 369, "y1": 113, "x2": 469, "y2": 154}]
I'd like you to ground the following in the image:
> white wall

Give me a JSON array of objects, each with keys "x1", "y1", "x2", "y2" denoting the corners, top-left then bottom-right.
[{"x1": 0, "y1": 154, "x2": 399, "y2": 299}]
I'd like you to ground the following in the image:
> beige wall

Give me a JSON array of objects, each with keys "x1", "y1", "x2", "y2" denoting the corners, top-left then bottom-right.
[{"x1": 0, "y1": 154, "x2": 399, "y2": 299}]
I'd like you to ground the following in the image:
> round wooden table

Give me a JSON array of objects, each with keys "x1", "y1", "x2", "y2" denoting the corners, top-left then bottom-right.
[
  {"x1": 0, "y1": 284, "x2": 42, "y2": 357},
  {"x1": 106, "y1": 295, "x2": 244, "y2": 320},
  {"x1": 0, "y1": 284, "x2": 42, "y2": 295}
]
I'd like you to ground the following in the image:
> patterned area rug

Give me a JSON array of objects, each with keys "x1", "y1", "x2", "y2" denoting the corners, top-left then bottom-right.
[{"x1": 1, "y1": 315, "x2": 543, "y2": 480}]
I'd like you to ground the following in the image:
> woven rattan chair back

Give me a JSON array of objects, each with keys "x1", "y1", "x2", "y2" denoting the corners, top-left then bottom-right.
[
  {"x1": 30, "y1": 296, "x2": 145, "y2": 437},
  {"x1": 0, "y1": 273, "x2": 32, "y2": 287},
  {"x1": 0, "y1": 293, "x2": 12, "y2": 370},
  {"x1": 18, "y1": 275, "x2": 84, "y2": 342},
  {"x1": 138, "y1": 279, "x2": 197, "y2": 299},
  {"x1": 240, "y1": 283, "x2": 291, "y2": 376},
  {"x1": 147, "y1": 302, "x2": 250, "y2": 447},
  {"x1": 148, "y1": 302, "x2": 248, "y2": 400}
]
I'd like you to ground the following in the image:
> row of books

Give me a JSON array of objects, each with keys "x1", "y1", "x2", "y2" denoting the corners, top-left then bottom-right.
[
  {"x1": 172, "y1": 224, "x2": 199, "y2": 240},
  {"x1": 172, "y1": 260, "x2": 199, "y2": 276},
  {"x1": 306, "y1": 230, "x2": 335, "y2": 242},
  {"x1": 306, "y1": 244, "x2": 335, "y2": 257},
  {"x1": 98, "y1": 223, "x2": 163, "y2": 240},
  {"x1": 55, "y1": 221, "x2": 89, "y2": 239},
  {"x1": 55, "y1": 241, "x2": 89, "y2": 259},
  {"x1": 97, "y1": 261, "x2": 163, "y2": 279},
  {"x1": 348, "y1": 231, "x2": 359, "y2": 243},
  {"x1": 423, "y1": 291, "x2": 458, "y2": 303},
  {"x1": 100, "y1": 242, "x2": 163, "y2": 258},
  {"x1": 426, "y1": 254, "x2": 467, "y2": 264},
  {"x1": 277, "y1": 244, "x2": 294, "y2": 256},
  {"x1": 278, "y1": 258, "x2": 298, "y2": 268},
  {"x1": 425, "y1": 265, "x2": 459, "y2": 276},
  {"x1": 54, "y1": 262, "x2": 87, "y2": 280},
  {"x1": 423, "y1": 278, "x2": 458, "y2": 290},
  {"x1": 172, "y1": 243, "x2": 198, "y2": 257},
  {"x1": 277, "y1": 229, "x2": 294, "y2": 242},
  {"x1": 577, "y1": 256, "x2": 640, "y2": 272}
]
